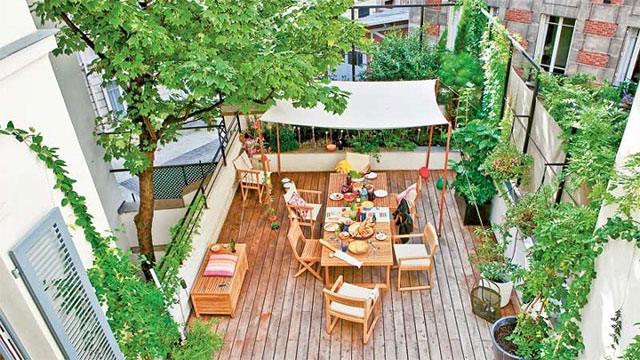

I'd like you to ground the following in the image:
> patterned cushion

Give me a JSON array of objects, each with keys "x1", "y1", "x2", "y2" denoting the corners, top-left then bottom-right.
[
  {"x1": 287, "y1": 192, "x2": 309, "y2": 218},
  {"x1": 396, "y1": 183, "x2": 417, "y2": 205},
  {"x1": 203, "y1": 254, "x2": 238, "y2": 277}
]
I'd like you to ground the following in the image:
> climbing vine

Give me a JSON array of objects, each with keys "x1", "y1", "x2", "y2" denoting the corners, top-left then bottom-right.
[
  {"x1": 480, "y1": 20, "x2": 510, "y2": 124},
  {"x1": 0, "y1": 122, "x2": 222, "y2": 359}
]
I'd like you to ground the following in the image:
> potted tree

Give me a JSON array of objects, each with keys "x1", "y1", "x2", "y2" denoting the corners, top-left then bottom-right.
[
  {"x1": 472, "y1": 228, "x2": 518, "y2": 308},
  {"x1": 482, "y1": 141, "x2": 533, "y2": 188},
  {"x1": 491, "y1": 316, "x2": 523, "y2": 360}
]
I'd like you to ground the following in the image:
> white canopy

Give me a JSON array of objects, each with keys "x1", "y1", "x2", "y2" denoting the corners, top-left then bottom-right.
[{"x1": 260, "y1": 80, "x2": 448, "y2": 129}]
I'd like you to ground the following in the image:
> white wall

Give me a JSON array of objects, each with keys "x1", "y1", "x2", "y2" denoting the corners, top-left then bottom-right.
[
  {"x1": 579, "y1": 91, "x2": 640, "y2": 359},
  {"x1": 0, "y1": 1, "x2": 113, "y2": 358},
  {"x1": 265, "y1": 146, "x2": 461, "y2": 172}
]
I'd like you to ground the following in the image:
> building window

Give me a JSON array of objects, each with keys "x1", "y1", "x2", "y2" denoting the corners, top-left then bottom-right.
[
  {"x1": 614, "y1": 27, "x2": 640, "y2": 85},
  {"x1": 535, "y1": 15, "x2": 576, "y2": 75},
  {"x1": 346, "y1": 51, "x2": 364, "y2": 66},
  {"x1": 358, "y1": 7, "x2": 370, "y2": 18},
  {"x1": 488, "y1": 6, "x2": 499, "y2": 17},
  {"x1": 105, "y1": 81, "x2": 126, "y2": 114}
]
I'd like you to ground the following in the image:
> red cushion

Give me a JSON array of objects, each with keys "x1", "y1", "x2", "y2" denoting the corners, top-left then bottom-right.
[{"x1": 203, "y1": 254, "x2": 238, "y2": 277}]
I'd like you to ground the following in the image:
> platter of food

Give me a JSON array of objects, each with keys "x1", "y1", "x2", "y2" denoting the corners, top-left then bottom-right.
[
  {"x1": 324, "y1": 222, "x2": 340, "y2": 232},
  {"x1": 373, "y1": 189, "x2": 388, "y2": 198},
  {"x1": 348, "y1": 240, "x2": 369, "y2": 255},
  {"x1": 329, "y1": 192, "x2": 344, "y2": 201},
  {"x1": 348, "y1": 219, "x2": 375, "y2": 240}
]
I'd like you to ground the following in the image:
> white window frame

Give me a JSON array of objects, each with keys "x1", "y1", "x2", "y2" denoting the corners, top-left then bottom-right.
[
  {"x1": 535, "y1": 14, "x2": 576, "y2": 75},
  {"x1": 614, "y1": 27, "x2": 640, "y2": 85}
]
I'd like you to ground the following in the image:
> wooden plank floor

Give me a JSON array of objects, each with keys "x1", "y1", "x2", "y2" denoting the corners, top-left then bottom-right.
[{"x1": 192, "y1": 171, "x2": 518, "y2": 360}]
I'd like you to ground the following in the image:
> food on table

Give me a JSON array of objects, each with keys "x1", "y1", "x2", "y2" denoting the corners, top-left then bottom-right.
[
  {"x1": 361, "y1": 201, "x2": 374, "y2": 211},
  {"x1": 348, "y1": 240, "x2": 369, "y2": 255},
  {"x1": 343, "y1": 193, "x2": 356, "y2": 203},
  {"x1": 330, "y1": 192, "x2": 344, "y2": 201},
  {"x1": 339, "y1": 231, "x2": 350, "y2": 241},
  {"x1": 341, "y1": 209, "x2": 352, "y2": 218},
  {"x1": 324, "y1": 223, "x2": 340, "y2": 232},
  {"x1": 348, "y1": 219, "x2": 375, "y2": 239},
  {"x1": 210, "y1": 244, "x2": 222, "y2": 252},
  {"x1": 352, "y1": 182, "x2": 363, "y2": 190}
]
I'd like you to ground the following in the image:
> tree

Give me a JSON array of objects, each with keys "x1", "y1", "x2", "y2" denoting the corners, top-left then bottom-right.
[
  {"x1": 34, "y1": 0, "x2": 365, "y2": 275},
  {"x1": 366, "y1": 30, "x2": 438, "y2": 81}
]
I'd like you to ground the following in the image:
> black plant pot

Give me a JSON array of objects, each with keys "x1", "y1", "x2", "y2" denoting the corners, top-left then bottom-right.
[
  {"x1": 491, "y1": 316, "x2": 523, "y2": 360},
  {"x1": 455, "y1": 195, "x2": 492, "y2": 226}
]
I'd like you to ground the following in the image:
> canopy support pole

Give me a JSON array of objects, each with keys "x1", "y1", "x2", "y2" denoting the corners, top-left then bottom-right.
[
  {"x1": 426, "y1": 125, "x2": 434, "y2": 168},
  {"x1": 276, "y1": 123, "x2": 281, "y2": 174},
  {"x1": 438, "y1": 122, "x2": 452, "y2": 235}
]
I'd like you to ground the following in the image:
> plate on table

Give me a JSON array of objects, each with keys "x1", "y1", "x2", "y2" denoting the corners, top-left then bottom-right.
[
  {"x1": 352, "y1": 177, "x2": 364, "y2": 182},
  {"x1": 365, "y1": 172, "x2": 378, "y2": 180},
  {"x1": 348, "y1": 240, "x2": 369, "y2": 255},
  {"x1": 324, "y1": 222, "x2": 340, "y2": 232},
  {"x1": 375, "y1": 232, "x2": 387, "y2": 241},
  {"x1": 329, "y1": 192, "x2": 344, "y2": 201},
  {"x1": 374, "y1": 189, "x2": 388, "y2": 198},
  {"x1": 281, "y1": 177, "x2": 291, "y2": 183}
]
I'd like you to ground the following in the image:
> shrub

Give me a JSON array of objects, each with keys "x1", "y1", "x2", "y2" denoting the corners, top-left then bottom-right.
[{"x1": 170, "y1": 319, "x2": 223, "y2": 360}]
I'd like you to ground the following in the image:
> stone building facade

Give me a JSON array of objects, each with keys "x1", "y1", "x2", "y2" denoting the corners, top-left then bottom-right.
[{"x1": 409, "y1": 0, "x2": 640, "y2": 84}]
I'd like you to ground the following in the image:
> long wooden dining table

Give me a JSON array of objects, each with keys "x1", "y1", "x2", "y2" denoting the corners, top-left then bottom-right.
[{"x1": 321, "y1": 173, "x2": 394, "y2": 289}]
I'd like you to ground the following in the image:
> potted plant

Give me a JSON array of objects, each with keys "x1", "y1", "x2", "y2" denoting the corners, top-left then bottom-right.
[
  {"x1": 472, "y1": 228, "x2": 518, "y2": 308},
  {"x1": 451, "y1": 120, "x2": 500, "y2": 225},
  {"x1": 482, "y1": 141, "x2": 533, "y2": 186},
  {"x1": 491, "y1": 316, "x2": 523, "y2": 360}
]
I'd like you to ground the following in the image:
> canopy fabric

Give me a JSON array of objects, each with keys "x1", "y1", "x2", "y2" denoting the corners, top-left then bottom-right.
[{"x1": 260, "y1": 80, "x2": 448, "y2": 129}]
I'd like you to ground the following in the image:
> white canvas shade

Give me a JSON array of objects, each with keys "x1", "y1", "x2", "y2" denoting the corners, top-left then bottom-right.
[
  {"x1": 260, "y1": 80, "x2": 448, "y2": 129},
  {"x1": 254, "y1": 79, "x2": 452, "y2": 235}
]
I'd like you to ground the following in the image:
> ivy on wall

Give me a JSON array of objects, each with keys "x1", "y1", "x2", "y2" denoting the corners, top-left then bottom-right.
[
  {"x1": 0, "y1": 122, "x2": 220, "y2": 359},
  {"x1": 480, "y1": 21, "x2": 510, "y2": 125}
]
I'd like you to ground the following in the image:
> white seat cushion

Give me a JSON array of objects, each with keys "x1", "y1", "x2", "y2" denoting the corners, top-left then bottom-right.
[
  {"x1": 241, "y1": 171, "x2": 270, "y2": 185},
  {"x1": 394, "y1": 244, "x2": 431, "y2": 267},
  {"x1": 233, "y1": 152, "x2": 254, "y2": 171},
  {"x1": 330, "y1": 283, "x2": 379, "y2": 318},
  {"x1": 304, "y1": 203, "x2": 322, "y2": 221}
]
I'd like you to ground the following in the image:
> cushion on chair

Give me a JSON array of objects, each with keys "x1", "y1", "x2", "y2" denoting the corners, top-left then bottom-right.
[
  {"x1": 396, "y1": 183, "x2": 417, "y2": 205},
  {"x1": 303, "y1": 203, "x2": 322, "y2": 221},
  {"x1": 329, "y1": 283, "x2": 379, "y2": 318},
  {"x1": 394, "y1": 244, "x2": 431, "y2": 267},
  {"x1": 287, "y1": 192, "x2": 309, "y2": 217},
  {"x1": 233, "y1": 152, "x2": 253, "y2": 171},
  {"x1": 241, "y1": 171, "x2": 270, "y2": 185},
  {"x1": 203, "y1": 254, "x2": 238, "y2": 277}
]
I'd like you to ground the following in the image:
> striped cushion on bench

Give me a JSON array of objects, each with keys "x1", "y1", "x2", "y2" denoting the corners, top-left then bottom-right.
[{"x1": 204, "y1": 254, "x2": 238, "y2": 277}]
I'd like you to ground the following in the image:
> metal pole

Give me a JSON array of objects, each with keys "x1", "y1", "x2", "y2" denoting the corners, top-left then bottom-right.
[
  {"x1": 351, "y1": 7, "x2": 356, "y2": 81},
  {"x1": 499, "y1": 45, "x2": 514, "y2": 121},
  {"x1": 438, "y1": 122, "x2": 452, "y2": 235},
  {"x1": 419, "y1": 6, "x2": 425, "y2": 47},
  {"x1": 522, "y1": 72, "x2": 540, "y2": 155},
  {"x1": 554, "y1": 127, "x2": 576, "y2": 203},
  {"x1": 426, "y1": 126, "x2": 434, "y2": 168}
]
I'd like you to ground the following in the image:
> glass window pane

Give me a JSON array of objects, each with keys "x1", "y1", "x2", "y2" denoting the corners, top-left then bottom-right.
[
  {"x1": 541, "y1": 23, "x2": 558, "y2": 67},
  {"x1": 563, "y1": 18, "x2": 576, "y2": 27},
  {"x1": 553, "y1": 24, "x2": 574, "y2": 73}
]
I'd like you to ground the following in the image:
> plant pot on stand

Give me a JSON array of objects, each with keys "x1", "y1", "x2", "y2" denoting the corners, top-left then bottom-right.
[
  {"x1": 455, "y1": 194, "x2": 492, "y2": 225},
  {"x1": 479, "y1": 277, "x2": 514, "y2": 308},
  {"x1": 491, "y1": 316, "x2": 523, "y2": 360}
]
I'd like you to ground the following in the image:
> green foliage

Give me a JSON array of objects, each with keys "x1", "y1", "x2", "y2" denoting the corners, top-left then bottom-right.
[
  {"x1": 451, "y1": 120, "x2": 500, "y2": 206},
  {"x1": 439, "y1": 51, "x2": 484, "y2": 93},
  {"x1": 480, "y1": 22, "x2": 511, "y2": 124},
  {"x1": 508, "y1": 312, "x2": 549, "y2": 359},
  {"x1": 366, "y1": 30, "x2": 438, "y2": 81},
  {"x1": 454, "y1": 0, "x2": 488, "y2": 57},
  {"x1": 622, "y1": 325, "x2": 640, "y2": 360},
  {"x1": 503, "y1": 189, "x2": 548, "y2": 238},
  {"x1": 538, "y1": 72, "x2": 629, "y2": 193},
  {"x1": 268, "y1": 124, "x2": 299, "y2": 152},
  {"x1": 170, "y1": 319, "x2": 223, "y2": 360},
  {"x1": 0, "y1": 123, "x2": 180, "y2": 359},
  {"x1": 605, "y1": 152, "x2": 640, "y2": 217},
  {"x1": 482, "y1": 141, "x2": 533, "y2": 185},
  {"x1": 348, "y1": 130, "x2": 417, "y2": 160},
  {"x1": 471, "y1": 227, "x2": 519, "y2": 281},
  {"x1": 156, "y1": 192, "x2": 206, "y2": 303}
]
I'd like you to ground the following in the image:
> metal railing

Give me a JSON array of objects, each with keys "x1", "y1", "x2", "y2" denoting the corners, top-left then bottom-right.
[{"x1": 111, "y1": 114, "x2": 241, "y2": 200}]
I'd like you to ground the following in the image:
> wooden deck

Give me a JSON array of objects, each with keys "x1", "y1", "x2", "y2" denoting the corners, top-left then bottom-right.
[{"x1": 193, "y1": 170, "x2": 518, "y2": 360}]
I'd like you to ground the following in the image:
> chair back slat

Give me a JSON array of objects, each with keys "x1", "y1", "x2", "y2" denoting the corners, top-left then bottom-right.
[
  {"x1": 287, "y1": 220, "x2": 304, "y2": 259},
  {"x1": 424, "y1": 222, "x2": 439, "y2": 255},
  {"x1": 323, "y1": 289, "x2": 367, "y2": 308}
]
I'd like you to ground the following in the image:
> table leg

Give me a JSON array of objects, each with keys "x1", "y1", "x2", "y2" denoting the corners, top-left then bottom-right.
[
  {"x1": 385, "y1": 266, "x2": 391, "y2": 289},
  {"x1": 324, "y1": 266, "x2": 331, "y2": 287}
]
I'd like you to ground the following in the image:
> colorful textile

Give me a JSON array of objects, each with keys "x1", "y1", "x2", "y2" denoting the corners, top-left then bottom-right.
[
  {"x1": 396, "y1": 183, "x2": 417, "y2": 204},
  {"x1": 287, "y1": 192, "x2": 309, "y2": 218},
  {"x1": 203, "y1": 254, "x2": 238, "y2": 277}
]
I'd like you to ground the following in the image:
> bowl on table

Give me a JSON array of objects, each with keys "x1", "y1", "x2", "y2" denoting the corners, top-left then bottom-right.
[
  {"x1": 210, "y1": 244, "x2": 222, "y2": 252},
  {"x1": 343, "y1": 193, "x2": 356, "y2": 203},
  {"x1": 361, "y1": 201, "x2": 374, "y2": 211}
]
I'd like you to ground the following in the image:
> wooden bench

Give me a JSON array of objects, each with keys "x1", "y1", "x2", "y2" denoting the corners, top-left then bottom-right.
[{"x1": 190, "y1": 244, "x2": 248, "y2": 318}]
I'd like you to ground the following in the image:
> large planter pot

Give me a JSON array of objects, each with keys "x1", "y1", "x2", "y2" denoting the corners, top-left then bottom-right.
[
  {"x1": 491, "y1": 316, "x2": 523, "y2": 360},
  {"x1": 455, "y1": 194, "x2": 492, "y2": 226},
  {"x1": 479, "y1": 277, "x2": 514, "y2": 308}
]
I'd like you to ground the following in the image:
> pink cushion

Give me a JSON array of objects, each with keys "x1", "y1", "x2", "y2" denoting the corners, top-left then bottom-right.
[
  {"x1": 396, "y1": 183, "x2": 417, "y2": 204},
  {"x1": 287, "y1": 192, "x2": 309, "y2": 218},
  {"x1": 203, "y1": 254, "x2": 238, "y2": 277}
]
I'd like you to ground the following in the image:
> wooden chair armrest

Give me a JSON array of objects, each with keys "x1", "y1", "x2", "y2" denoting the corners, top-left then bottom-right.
[
  {"x1": 297, "y1": 189, "x2": 323, "y2": 203},
  {"x1": 297, "y1": 189, "x2": 322, "y2": 194},
  {"x1": 392, "y1": 233, "x2": 424, "y2": 240},
  {"x1": 331, "y1": 275, "x2": 344, "y2": 292},
  {"x1": 238, "y1": 169, "x2": 262, "y2": 175}
]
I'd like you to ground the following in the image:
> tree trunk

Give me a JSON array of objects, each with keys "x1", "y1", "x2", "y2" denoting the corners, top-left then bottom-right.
[{"x1": 134, "y1": 150, "x2": 156, "y2": 280}]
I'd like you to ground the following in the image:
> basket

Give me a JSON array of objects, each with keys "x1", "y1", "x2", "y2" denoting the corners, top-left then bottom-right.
[{"x1": 470, "y1": 281, "x2": 502, "y2": 323}]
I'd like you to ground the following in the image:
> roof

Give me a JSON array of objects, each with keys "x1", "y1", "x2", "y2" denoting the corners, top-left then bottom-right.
[
  {"x1": 260, "y1": 80, "x2": 448, "y2": 129},
  {"x1": 359, "y1": 8, "x2": 410, "y2": 27}
]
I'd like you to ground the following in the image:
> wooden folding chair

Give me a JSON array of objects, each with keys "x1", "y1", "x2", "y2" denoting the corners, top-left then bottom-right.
[
  {"x1": 323, "y1": 275, "x2": 382, "y2": 344},
  {"x1": 283, "y1": 183, "x2": 323, "y2": 238},
  {"x1": 346, "y1": 152, "x2": 372, "y2": 174},
  {"x1": 287, "y1": 219, "x2": 323, "y2": 281},
  {"x1": 233, "y1": 151, "x2": 271, "y2": 203},
  {"x1": 392, "y1": 222, "x2": 439, "y2": 292}
]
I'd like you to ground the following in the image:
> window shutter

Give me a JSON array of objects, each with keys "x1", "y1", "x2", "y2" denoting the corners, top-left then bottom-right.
[{"x1": 9, "y1": 208, "x2": 123, "y2": 360}]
